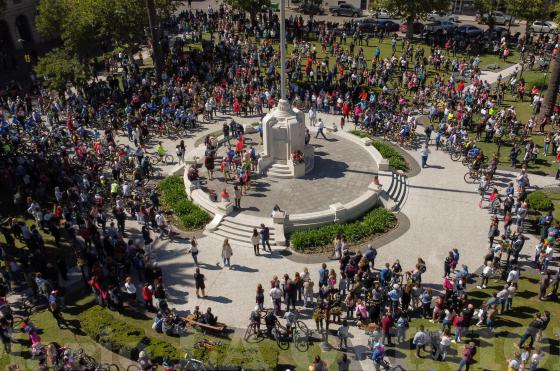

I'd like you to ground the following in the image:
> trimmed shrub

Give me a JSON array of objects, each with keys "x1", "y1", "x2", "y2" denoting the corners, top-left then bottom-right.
[
  {"x1": 290, "y1": 208, "x2": 397, "y2": 252},
  {"x1": 159, "y1": 175, "x2": 211, "y2": 229},
  {"x1": 372, "y1": 141, "x2": 409, "y2": 171},
  {"x1": 349, "y1": 130, "x2": 368, "y2": 138},
  {"x1": 528, "y1": 191, "x2": 554, "y2": 212}
]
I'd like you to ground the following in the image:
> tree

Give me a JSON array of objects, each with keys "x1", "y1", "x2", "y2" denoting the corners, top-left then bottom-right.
[
  {"x1": 540, "y1": 6, "x2": 560, "y2": 119},
  {"x1": 37, "y1": 0, "x2": 175, "y2": 58},
  {"x1": 473, "y1": 0, "x2": 498, "y2": 31},
  {"x1": 35, "y1": 48, "x2": 87, "y2": 92},
  {"x1": 224, "y1": 0, "x2": 271, "y2": 22},
  {"x1": 373, "y1": 0, "x2": 451, "y2": 39},
  {"x1": 505, "y1": 0, "x2": 549, "y2": 38}
]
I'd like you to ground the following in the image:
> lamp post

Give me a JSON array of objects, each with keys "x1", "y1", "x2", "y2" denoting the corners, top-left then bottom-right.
[{"x1": 279, "y1": 0, "x2": 287, "y2": 101}]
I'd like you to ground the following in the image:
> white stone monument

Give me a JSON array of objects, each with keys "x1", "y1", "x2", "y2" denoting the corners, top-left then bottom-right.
[{"x1": 257, "y1": 0, "x2": 314, "y2": 178}]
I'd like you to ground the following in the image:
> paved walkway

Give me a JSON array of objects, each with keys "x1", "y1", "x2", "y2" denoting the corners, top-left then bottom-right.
[{"x1": 201, "y1": 132, "x2": 378, "y2": 217}]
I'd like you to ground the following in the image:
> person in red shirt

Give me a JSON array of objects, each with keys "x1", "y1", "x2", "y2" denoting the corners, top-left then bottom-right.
[
  {"x1": 142, "y1": 283, "x2": 154, "y2": 310},
  {"x1": 380, "y1": 312, "x2": 394, "y2": 346},
  {"x1": 457, "y1": 81, "x2": 465, "y2": 97}
]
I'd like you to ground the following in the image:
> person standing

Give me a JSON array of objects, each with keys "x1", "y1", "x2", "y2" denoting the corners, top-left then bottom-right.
[
  {"x1": 194, "y1": 268, "x2": 206, "y2": 298},
  {"x1": 412, "y1": 325, "x2": 428, "y2": 358},
  {"x1": 336, "y1": 353, "x2": 351, "y2": 371},
  {"x1": 457, "y1": 342, "x2": 476, "y2": 371},
  {"x1": 337, "y1": 319, "x2": 349, "y2": 351},
  {"x1": 260, "y1": 224, "x2": 271, "y2": 252},
  {"x1": 315, "y1": 119, "x2": 328, "y2": 139},
  {"x1": 190, "y1": 237, "x2": 199, "y2": 266},
  {"x1": 251, "y1": 228, "x2": 260, "y2": 256},
  {"x1": 518, "y1": 313, "x2": 543, "y2": 348},
  {"x1": 176, "y1": 140, "x2": 185, "y2": 164},
  {"x1": 269, "y1": 282, "x2": 282, "y2": 315},
  {"x1": 308, "y1": 107, "x2": 317, "y2": 127},
  {"x1": 233, "y1": 185, "x2": 242, "y2": 210},
  {"x1": 421, "y1": 144, "x2": 431, "y2": 168},
  {"x1": 222, "y1": 239, "x2": 233, "y2": 268}
]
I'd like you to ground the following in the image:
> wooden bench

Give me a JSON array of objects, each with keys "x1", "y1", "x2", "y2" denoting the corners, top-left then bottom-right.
[{"x1": 182, "y1": 316, "x2": 227, "y2": 334}]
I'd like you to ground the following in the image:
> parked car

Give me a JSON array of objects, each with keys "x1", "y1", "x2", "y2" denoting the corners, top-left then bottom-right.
[
  {"x1": 372, "y1": 8, "x2": 392, "y2": 19},
  {"x1": 457, "y1": 25, "x2": 484, "y2": 37},
  {"x1": 424, "y1": 20, "x2": 457, "y2": 34},
  {"x1": 426, "y1": 11, "x2": 459, "y2": 23},
  {"x1": 476, "y1": 11, "x2": 515, "y2": 25},
  {"x1": 399, "y1": 22, "x2": 425, "y2": 34},
  {"x1": 298, "y1": 2, "x2": 323, "y2": 15},
  {"x1": 377, "y1": 20, "x2": 400, "y2": 32},
  {"x1": 357, "y1": 19, "x2": 399, "y2": 34},
  {"x1": 329, "y1": 3, "x2": 362, "y2": 17},
  {"x1": 530, "y1": 20, "x2": 558, "y2": 34}
]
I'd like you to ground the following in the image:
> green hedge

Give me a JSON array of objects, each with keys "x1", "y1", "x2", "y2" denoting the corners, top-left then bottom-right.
[
  {"x1": 290, "y1": 208, "x2": 397, "y2": 252},
  {"x1": 528, "y1": 191, "x2": 554, "y2": 212},
  {"x1": 159, "y1": 176, "x2": 211, "y2": 229},
  {"x1": 77, "y1": 305, "x2": 278, "y2": 369},
  {"x1": 349, "y1": 131, "x2": 409, "y2": 171},
  {"x1": 77, "y1": 306, "x2": 172, "y2": 362},
  {"x1": 372, "y1": 141, "x2": 409, "y2": 171}
]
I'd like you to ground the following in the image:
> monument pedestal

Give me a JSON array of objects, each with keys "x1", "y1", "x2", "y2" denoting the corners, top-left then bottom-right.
[{"x1": 259, "y1": 99, "x2": 312, "y2": 178}]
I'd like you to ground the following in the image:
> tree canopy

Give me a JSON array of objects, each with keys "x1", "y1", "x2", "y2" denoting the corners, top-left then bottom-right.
[
  {"x1": 224, "y1": 0, "x2": 271, "y2": 17},
  {"x1": 372, "y1": 0, "x2": 451, "y2": 38},
  {"x1": 37, "y1": 0, "x2": 175, "y2": 58},
  {"x1": 505, "y1": 0, "x2": 549, "y2": 36},
  {"x1": 34, "y1": 47, "x2": 87, "y2": 92}
]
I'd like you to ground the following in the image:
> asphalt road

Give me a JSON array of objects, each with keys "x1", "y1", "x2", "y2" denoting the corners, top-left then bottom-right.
[{"x1": 183, "y1": 0, "x2": 528, "y2": 36}]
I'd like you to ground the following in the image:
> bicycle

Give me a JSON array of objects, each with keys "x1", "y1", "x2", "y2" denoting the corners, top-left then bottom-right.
[
  {"x1": 96, "y1": 363, "x2": 120, "y2": 371},
  {"x1": 179, "y1": 351, "x2": 206, "y2": 371},
  {"x1": 194, "y1": 338, "x2": 223, "y2": 352},
  {"x1": 464, "y1": 169, "x2": 481, "y2": 183},
  {"x1": 149, "y1": 152, "x2": 174, "y2": 166},
  {"x1": 244, "y1": 319, "x2": 264, "y2": 341}
]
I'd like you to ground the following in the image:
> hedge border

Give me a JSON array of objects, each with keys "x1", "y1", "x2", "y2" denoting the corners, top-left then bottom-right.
[{"x1": 159, "y1": 176, "x2": 211, "y2": 230}]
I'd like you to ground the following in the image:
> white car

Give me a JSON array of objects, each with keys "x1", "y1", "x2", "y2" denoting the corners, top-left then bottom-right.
[
  {"x1": 372, "y1": 8, "x2": 392, "y2": 19},
  {"x1": 531, "y1": 20, "x2": 558, "y2": 34},
  {"x1": 477, "y1": 11, "x2": 515, "y2": 25},
  {"x1": 426, "y1": 11, "x2": 459, "y2": 23}
]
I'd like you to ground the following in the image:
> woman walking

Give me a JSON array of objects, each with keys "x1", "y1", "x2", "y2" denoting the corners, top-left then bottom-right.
[
  {"x1": 222, "y1": 238, "x2": 233, "y2": 268},
  {"x1": 234, "y1": 185, "x2": 242, "y2": 209},
  {"x1": 251, "y1": 228, "x2": 260, "y2": 256},
  {"x1": 190, "y1": 237, "x2": 199, "y2": 266},
  {"x1": 256, "y1": 284, "x2": 265, "y2": 310}
]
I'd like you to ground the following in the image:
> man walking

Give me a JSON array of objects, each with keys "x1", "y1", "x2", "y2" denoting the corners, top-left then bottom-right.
[
  {"x1": 308, "y1": 107, "x2": 317, "y2": 127},
  {"x1": 315, "y1": 119, "x2": 328, "y2": 139}
]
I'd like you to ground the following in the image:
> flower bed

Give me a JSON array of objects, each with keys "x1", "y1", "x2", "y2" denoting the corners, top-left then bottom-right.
[
  {"x1": 290, "y1": 207, "x2": 397, "y2": 252},
  {"x1": 159, "y1": 175, "x2": 211, "y2": 229},
  {"x1": 349, "y1": 131, "x2": 409, "y2": 171}
]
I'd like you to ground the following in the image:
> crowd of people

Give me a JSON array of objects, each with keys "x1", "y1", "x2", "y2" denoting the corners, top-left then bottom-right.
[{"x1": 0, "y1": 3, "x2": 558, "y2": 370}]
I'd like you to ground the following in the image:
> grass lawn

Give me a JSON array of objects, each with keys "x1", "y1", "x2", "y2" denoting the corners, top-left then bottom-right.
[
  {"x1": 0, "y1": 292, "x2": 343, "y2": 370},
  {"x1": 396, "y1": 270, "x2": 559, "y2": 370}
]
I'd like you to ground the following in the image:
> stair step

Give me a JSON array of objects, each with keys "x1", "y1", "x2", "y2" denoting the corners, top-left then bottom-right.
[
  {"x1": 271, "y1": 163, "x2": 290, "y2": 169},
  {"x1": 220, "y1": 220, "x2": 277, "y2": 235},
  {"x1": 211, "y1": 229, "x2": 278, "y2": 246},
  {"x1": 217, "y1": 224, "x2": 277, "y2": 239}
]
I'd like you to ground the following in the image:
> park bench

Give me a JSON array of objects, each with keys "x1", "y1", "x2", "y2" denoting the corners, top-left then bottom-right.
[{"x1": 182, "y1": 315, "x2": 227, "y2": 334}]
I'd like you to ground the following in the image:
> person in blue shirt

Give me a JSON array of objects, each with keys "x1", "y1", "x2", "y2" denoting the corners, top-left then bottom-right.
[{"x1": 380, "y1": 263, "x2": 392, "y2": 286}]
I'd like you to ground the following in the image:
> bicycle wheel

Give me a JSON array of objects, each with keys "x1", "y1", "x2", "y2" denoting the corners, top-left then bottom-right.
[
  {"x1": 464, "y1": 172, "x2": 474, "y2": 184},
  {"x1": 273, "y1": 328, "x2": 289, "y2": 350},
  {"x1": 126, "y1": 365, "x2": 141, "y2": 371},
  {"x1": 450, "y1": 151, "x2": 461, "y2": 161},
  {"x1": 164, "y1": 154, "x2": 174, "y2": 165},
  {"x1": 149, "y1": 156, "x2": 159, "y2": 166},
  {"x1": 98, "y1": 364, "x2": 120, "y2": 371},
  {"x1": 296, "y1": 321, "x2": 311, "y2": 337},
  {"x1": 244, "y1": 323, "x2": 254, "y2": 341},
  {"x1": 293, "y1": 327, "x2": 309, "y2": 352}
]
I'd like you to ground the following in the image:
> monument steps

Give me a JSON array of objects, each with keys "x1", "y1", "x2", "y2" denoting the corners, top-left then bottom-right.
[
  {"x1": 203, "y1": 214, "x2": 280, "y2": 248},
  {"x1": 267, "y1": 163, "x2": 293, "y2": 178},
  {"x1": 379, "y1": 170, "x2": 408, "y2": 212}
]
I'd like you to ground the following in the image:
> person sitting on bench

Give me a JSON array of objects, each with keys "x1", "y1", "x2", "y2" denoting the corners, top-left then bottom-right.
[
  {"x1": 202, "y1": 307, "x2": 218, "y2": 326},
  {"x1": 192, "y1": 306, "x2": 202, "y2": 321}
]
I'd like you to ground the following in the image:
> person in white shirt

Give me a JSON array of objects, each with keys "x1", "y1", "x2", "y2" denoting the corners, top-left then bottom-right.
[
  {"x1": 315, "y1": 119, "x2": 327, "y2": 139},
  {"x1": 507, "y1": 267, "x2": 520, "y2": 285},
  {"x1": 477, "y1": 261, "x2": 493, "y2": 289},
  {"x1": 155, "y1": 212, "x2": 168, "y2": 237},
  {"x1": 421, "y1": 144, "x2": 431, "y2": 168},
  {"x1": 269, "y1": 282, "x2": 283, "y2": 315},
  {"x1": 497, "y1": 285, "x2": 509, "y2": 314},
  {"x1": 308, "y1": 107, "x2": 317, "y2": 127}
]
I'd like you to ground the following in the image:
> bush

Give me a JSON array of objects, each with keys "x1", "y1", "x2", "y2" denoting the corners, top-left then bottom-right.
[
  {"x1": 78, "y1": 305, "x2": 278, "y2": 369},
  {"x1": 290, "y1": 208, "x2": 397, "y2": 252},
  {"x1": 372, "y1": 141, "x2": 409, "y2": 171},
  {"x1": 78, "y1": 306, "x2": 147, "y2": 360},
  {"x1": 159, "y1": 176, "x2": 211, "y2": 229},
  {"x1": 349, "y1": 130, "x2": 368, "y2": 138},
  {"x1": 528, "y1": 191, "x2": 554, "y2": 212}
]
